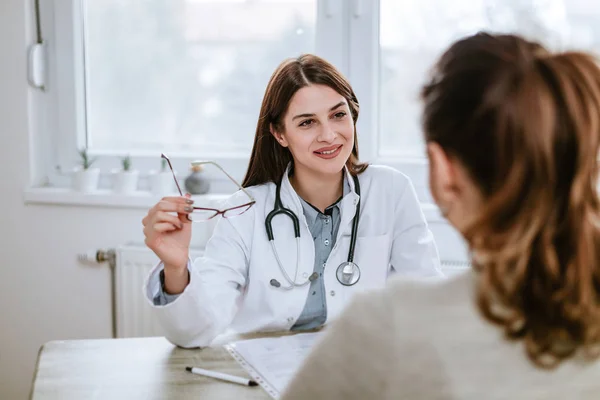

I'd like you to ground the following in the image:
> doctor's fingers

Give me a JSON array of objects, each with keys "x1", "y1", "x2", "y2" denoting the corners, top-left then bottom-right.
[
  {"x1": 144, "y1": 222, "x2": 179, "y2": 235},
  {"x1": 152, "y1": 198, "x2": 194, "y2": 215},
  {"x1": 150, "y1": 211, "x2": 184, "y2": 230}
]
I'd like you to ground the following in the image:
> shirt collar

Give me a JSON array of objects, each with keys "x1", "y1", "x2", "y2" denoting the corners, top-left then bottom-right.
[
  {"x1": 298, "y1": 174, "x2": 350, "y2": 225},
  {"x1": 279, "y1": 163, "x2": 358, "y2": 217}
]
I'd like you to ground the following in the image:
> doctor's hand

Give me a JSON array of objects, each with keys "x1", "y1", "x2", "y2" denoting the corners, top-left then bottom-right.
[{"x1": 142, "y1": 195, "x2": 193, "y2": 282}]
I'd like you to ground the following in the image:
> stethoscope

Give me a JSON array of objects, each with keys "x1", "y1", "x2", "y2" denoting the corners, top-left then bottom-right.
[{"x1": 266, "y1": 174, "x2": 361, "y2": 290}]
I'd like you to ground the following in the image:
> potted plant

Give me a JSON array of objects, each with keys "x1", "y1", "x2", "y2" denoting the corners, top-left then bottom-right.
[
  {"x1": 149, "y1": 157, "x2": 175, "y2": 196},
  {"x1": 113, "y1": 155, "x2": 139, "y2": 194},
  {"x1": 72, "y1": 148, "x2": 100, "y2": 192}
]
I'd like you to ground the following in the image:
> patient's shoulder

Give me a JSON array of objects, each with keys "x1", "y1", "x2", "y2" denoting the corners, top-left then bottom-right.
[
  {"x1": 334, "y1": 271, "x2": 474, "y2": 341},
  {"x1": 386, "y1": 270, "x2": 472, "y2": 305},
  {"x1": 382, "y1": 270, "x2": 475, "y2": 332}
]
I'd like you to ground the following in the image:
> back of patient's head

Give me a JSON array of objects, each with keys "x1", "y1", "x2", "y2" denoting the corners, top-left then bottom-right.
[{"x1": 422, "y1": 32, "x2": 600, "y2": 368}]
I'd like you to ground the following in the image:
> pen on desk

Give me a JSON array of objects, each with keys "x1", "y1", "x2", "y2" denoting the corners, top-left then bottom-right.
[{"x1": 185, "y1": 366, "x2": 258, "y2": 387}]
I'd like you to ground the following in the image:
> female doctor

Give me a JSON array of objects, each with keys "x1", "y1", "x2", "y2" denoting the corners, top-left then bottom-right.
[{"x1": 142, "y1": 54, "x2": 442, "y2": 348}]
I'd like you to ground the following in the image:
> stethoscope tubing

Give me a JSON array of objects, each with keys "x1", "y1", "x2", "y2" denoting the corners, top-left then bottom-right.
[{"x1": 266, "y1": 173, "x2": 361, "y2": 289}]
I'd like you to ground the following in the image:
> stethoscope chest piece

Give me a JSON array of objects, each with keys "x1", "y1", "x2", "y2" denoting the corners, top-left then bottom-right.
[{"x1": 336, "y1": 261, "x2": 361, "y2": 286}]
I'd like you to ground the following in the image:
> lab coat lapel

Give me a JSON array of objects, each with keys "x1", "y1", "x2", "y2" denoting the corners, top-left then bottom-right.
[
  {"x1": 277, "y1": 165, "x2": 315, "y2": 278},
  {"x1": 338, "y1": 167, "x2": 360, "y2": 240},
  {"x1": 279, "y1": 164, "x2": 304, "y2": 218}
]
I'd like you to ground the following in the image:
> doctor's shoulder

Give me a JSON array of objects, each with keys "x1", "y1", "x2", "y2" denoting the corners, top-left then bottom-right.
[
  {"x1": 215, "y1": 182, "x2": 273, "y2": 226},
  {"x1": 235, "y1": 181, "x2": 274, "y2": 206},
  {"x1": 223, "y1": 182, "x2": 271, "y2": 207},
  {"x1": 211, "y1": 184, "x2": 267, "y2": 229},
  {"x1": 358, "y1": 164, "x2": 414, "y2": 200}
]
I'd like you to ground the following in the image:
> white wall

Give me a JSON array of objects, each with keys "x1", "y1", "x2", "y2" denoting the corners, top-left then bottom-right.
[
  {"x1": 0, "y1": 2, "x2": 466, "y2": 399},
  {"x1": 1, "y1": 2, "x2": 164, "y2": 398}
]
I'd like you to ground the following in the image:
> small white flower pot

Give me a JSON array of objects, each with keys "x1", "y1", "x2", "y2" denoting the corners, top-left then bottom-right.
[
  {"x1": 150, "y1": 170, "x2": 176, "y2": 196},
  {"x1": 113, "y1": 170, "x2": 139, "y2": 194},
  {"x1": 73, "y1": 167, "x2": 100, "y2": 193}
]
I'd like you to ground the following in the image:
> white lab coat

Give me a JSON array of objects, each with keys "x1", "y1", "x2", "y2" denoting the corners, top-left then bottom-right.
[{"x1": 144, "y1": 165, "x2": 441, "y2": 348}]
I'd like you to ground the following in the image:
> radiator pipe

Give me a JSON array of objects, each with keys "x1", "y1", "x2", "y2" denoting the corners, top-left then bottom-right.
[{"x1": 95, "y1": 249, "x2": 117, "y2": 338}]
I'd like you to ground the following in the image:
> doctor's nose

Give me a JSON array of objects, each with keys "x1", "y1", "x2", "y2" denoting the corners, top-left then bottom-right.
[{"x1": 317, "y1": 124, "x2": 336, "y2": 142}]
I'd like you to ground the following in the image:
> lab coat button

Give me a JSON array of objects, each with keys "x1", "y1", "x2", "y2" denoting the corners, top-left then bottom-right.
[
  {"x1": 287, "y1": 317, "x2": 293, "y2": 322},
  {"x1": 324, "y1": 239, "x2": 330, "y2": 246},
  {"x1": 330, "y1": 290, "x2": 336, "y2": 296},
  {"x1": 302, "y1": 272, "x2": 308, "y2": 278}
]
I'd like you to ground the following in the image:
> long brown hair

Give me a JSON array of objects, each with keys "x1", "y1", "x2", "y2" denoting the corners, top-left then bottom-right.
[
  {"x1": 422, "y1": 32, "x2": 600, "y2": 368},
  {"x1": 242, "y1": 54, "x2": 368, "y2": 187}
]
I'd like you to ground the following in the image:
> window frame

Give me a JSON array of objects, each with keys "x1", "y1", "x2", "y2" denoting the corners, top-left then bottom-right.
[
  {"x1": 347, "y1": 0, "x2": 433, "y2": 202},
  {"x1": 38, "y1": 0, "x2": 433, "y2": 201}
]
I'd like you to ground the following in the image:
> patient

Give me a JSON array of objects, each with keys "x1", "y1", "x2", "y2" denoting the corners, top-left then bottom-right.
[{"x1": 281, "y1": 32, "x2": 600, "y2": 399}]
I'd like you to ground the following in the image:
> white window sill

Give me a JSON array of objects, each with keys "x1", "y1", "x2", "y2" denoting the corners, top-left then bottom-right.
[
  {"x1": 23, "y1": 187, "x2": 230, "y2": 209},
  {"x1": 23, "y1": 187, "x2": 446, "y2": 222}
]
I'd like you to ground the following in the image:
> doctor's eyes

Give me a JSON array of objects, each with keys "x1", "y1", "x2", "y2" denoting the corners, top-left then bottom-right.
[
  {"x1": 299, "y1": 119, "x2": 315, "y2": 128},
  {"x1": 297, "y1": 112, "x2": 348, "y2": 128}
]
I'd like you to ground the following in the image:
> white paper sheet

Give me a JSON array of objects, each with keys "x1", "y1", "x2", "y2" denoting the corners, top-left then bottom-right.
[{"x1": 224, "y1": 332, "x2": 323, "y2": 399}]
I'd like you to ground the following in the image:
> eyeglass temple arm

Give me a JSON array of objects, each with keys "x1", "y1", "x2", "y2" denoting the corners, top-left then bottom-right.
[
  {"x1": 161, "y1": 154, "x2": 186, "y2": 196},
  {"x1": 191, "y1": 160, "x2": 255, "y2": 201}
]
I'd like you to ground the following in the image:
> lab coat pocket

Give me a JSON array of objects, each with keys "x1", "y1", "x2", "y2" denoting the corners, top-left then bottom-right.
[
  {"x1": 336, "y1": 233, "x2": 391, "y2": 298},
  {"x1": 354, "y1": 234, "x2": 391, "y2": 291}
]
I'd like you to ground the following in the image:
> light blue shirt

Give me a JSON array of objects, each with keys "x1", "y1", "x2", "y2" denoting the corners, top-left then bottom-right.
[
  {"x1": 153, "y1": 271, "x2": 181, "y2": 305},
  {"x1": 290, "y1": 192, "x2": 343, "y2": 330}
]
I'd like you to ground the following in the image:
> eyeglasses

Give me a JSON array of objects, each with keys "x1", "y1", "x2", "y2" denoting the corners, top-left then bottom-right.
[{"x1": 161, "y1": 153, "x2": 256, "y2": 222}]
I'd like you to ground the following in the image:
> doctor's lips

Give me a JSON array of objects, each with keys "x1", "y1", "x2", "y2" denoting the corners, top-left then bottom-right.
[{"x1": 314, "y1": 144, "x2": 343, "y2": 159}]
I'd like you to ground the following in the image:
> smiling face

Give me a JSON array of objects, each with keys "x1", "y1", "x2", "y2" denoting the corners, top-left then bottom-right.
[{"x1": 272, "y1": 84, "x2": 355, "y2": 179}]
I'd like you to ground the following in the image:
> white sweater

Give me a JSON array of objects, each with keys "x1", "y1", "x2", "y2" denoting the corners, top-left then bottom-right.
[{"x1": 282, "y1": 270, "x2": 600, "y2": 399}]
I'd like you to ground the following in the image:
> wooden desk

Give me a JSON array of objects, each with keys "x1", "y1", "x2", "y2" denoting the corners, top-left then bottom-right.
[{"x1": 30, "y1": 335, "x2": 278, "y2": 400}]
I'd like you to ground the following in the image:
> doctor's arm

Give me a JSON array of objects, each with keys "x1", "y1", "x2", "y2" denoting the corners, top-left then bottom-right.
[
  {"x1": 390, "y1": 176, "x2": 443, "y2": 278},
  {"x1": 145, "y1": 201, "x2": 254, "y2": 348}
]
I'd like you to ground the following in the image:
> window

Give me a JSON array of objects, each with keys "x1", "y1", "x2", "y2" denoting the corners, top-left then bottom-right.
[
  {"x1": 84, "y1": 0, "x2": 316, "y2": 155},
  {"x1": 45, "y1": 0, "x2": 342, "y2": 189},
  {"x1": 40, "y1": 0, "x2": 600, "y2": 200},
  {"x1": 374, "y1": 0, "x2": 600, "y2": 200},
  {"x1": 378, "y1": 0, "x2": 600, "y2": 160}
]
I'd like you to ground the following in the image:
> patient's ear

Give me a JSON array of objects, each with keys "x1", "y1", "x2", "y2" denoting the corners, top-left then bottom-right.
[
  {"x1": 270, "y1": 123, "x2": 288, "y2": 147},
  {"x1": 427, "y1": 142, "x2": 458, "y2": 211}
]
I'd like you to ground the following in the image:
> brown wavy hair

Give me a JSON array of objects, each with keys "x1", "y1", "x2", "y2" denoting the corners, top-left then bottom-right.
[
  {"x1": 421, "y1": 32, "x2": 600, "y2": 368},
  {"x1": 242, "y1": 54, "x2": 368, "y2": 188}
]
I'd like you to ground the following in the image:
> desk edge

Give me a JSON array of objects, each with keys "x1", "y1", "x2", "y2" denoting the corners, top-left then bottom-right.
[{"x1": 28, "y1": 341, "x2": 52, "y2": 400}]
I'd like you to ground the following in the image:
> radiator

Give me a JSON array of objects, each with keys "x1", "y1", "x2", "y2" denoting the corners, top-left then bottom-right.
[
  {"x1": 114, "y1": 245, "x2": 204, "y2": 338},
  {"x1": 112, "y1": 245, "x2": 470, "y2": 338}
]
